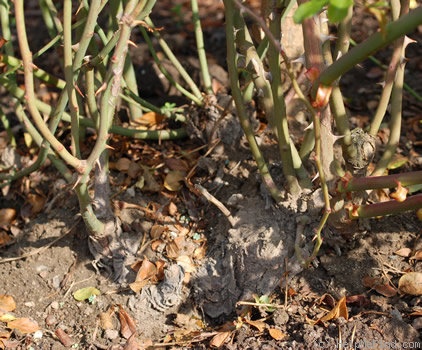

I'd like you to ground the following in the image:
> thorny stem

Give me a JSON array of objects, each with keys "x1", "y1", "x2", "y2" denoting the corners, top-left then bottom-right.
[
  {"x1": 369, "y1": 0, "x2": 407, "y2": 137},
  {"x1": 139, "y1": 26, "x2": 203, "y2": 106},
  {"x1": 144, "y1": 17, "x2": 204, "y2": 104},
  {"x1": 63, "y1": 0, "x2": 81, "y2": 158},
  {"x1": 337, "y1": 170, "x2": 422, "y2": 193},
  {"x1": 326, "y1": 7, "x2": 355, "y2": 161},
  {"x1": 233, "y1": 0, "x2": 310, "y2": 188},
  {"x1": 224, "y1": 0, "x2": 283, "y2": 203},
  {"x1": 191, "y1": 0, "x2": 213, "y2": 95},
  {"x1": 306, "y1": 211, "x2": 329, "y2": 266},
  {"x1": 317, "y1": 5, "x2": 422, "y2": 88},
  {"x1": 84, "y1": 0, "x2": 152, "y2": 183},
  {"x1": 371, "y1": 0, "x2": 409, "y2": 177},
  {"x1": 267, "y1": 2, "x2": 300, "y2": 194},
  {"x1": 0, "y1": 76, "x2": 186, "y2": 141},
  {"x1": 14, "y1": 0, "x2": 84, "y2": 172},
  {"x1": 353, "y1": 194, "x2": 422, "y2": 219}
]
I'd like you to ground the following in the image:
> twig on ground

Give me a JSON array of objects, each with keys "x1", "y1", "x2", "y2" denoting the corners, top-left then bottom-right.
[{"x1": 194, "y1": 184, "x2": 237, "y2": 227}]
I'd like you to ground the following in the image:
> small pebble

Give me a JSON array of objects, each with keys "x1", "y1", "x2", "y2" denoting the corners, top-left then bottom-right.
[
  {"x1": 52, "y1": 275, "x2": 61, "y2": 289},
  {"x1": 24, "y1": 301, "x2": 35, "y2": 308},
  {"x1": 104, "y1": 329, "x2": 119, "y2": 340},
  {"x1": 50, "y1": 301, "x2": 59, "y2": 310},
  {"x1": 45, "y1": 314, "x2": 57, "y2": 326}
]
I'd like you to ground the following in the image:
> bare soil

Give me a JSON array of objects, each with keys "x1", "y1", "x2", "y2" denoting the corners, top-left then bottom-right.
[{"x1": 0, "y1": 1, "x2": 421, "y2": 349}]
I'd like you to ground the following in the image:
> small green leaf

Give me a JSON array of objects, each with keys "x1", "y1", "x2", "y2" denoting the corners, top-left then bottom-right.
[
  {"x1": 73, "y1": 287, "x2": 101, "y2": 302},
  {"x1": 293, "y1": 0, "x2": 328, "y2": 23},
  {"x1": 258, "y1": 295, "x2": 271, "y2": 304},
  {"x1": 328, "y1": 0, "x2": 353, "y2": 22}
]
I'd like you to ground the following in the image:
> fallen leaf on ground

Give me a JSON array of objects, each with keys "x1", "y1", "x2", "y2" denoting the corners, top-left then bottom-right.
[
  {"x1": 73, "y1": 287, "x2": 101, "y2": 301},
  {"x1": 164, "y1": 170, "x2": 186, "y2": 191},
  {"x1": 362, "y1": 276, "x2": 397, "y2": 297},
  {"x1": 346, "y1": 294, "x2": 370, "y2": 307},
  {"x1": 118, "y1": 305, "x2": 137, "y2": 339},
  {"x1": 394, "y1": 247, "x2": 412, "y2": 257},
  {"x1": 176, "y1": 255, "x2": 196, "y2": 273},
  {"x1": 129, "y1": 258, "x2": 161, "y2": 293},
  {"x1": 99, "y1": 306, "x2": 115, "y2": 330},
  {"x1": 410, "y1": 250, "x2": 422, "y2": 261},
  {"x1": 114, "y1": 157, "x2": 131, "y2": 172},
  {"x1": 398, "y1": 272, "x2": 422, "y2": 296},
  {"x1": 165, "y1": 158, "x2": 189, "y2": 172},
  {"x1": 7, "y1": 318, "x2": 39, "y2": 334},
  {"x1": 314, "y1": 296, "x2": 348, "y2": 324},
  {"x1": 268, "y1": 328, "x2": 286, "y2": 340},
  {"x1": 0, "y1": 231, "x2": 13, "y2": 248},
  {"x1": 409, "y1": 309, "x2": 422, "y2": 317},
  {"x1": 150, "y1": 224, "x2": 167, "y2": 239},
  {"x1": 0, "y1": 295, "x2": 16, "y2": 313},
  {"x1": 210, "y1": 331, "x2": 231, "y2": 348},
  {"x1": 244, "y1": 319, "x2": 266, "y2": 332},
  {"x1": 124, "y1": 332, "x2": 141, "y2": 350},
  {"x1": 0, "y1": 329, "x2": 11, "y2": 350},
  {"x1": 0, "y1": 209, "x2": 16, "y2": 228},
  {"x1": 133, "y1": 111, "x2": 165, "y2": 127}
]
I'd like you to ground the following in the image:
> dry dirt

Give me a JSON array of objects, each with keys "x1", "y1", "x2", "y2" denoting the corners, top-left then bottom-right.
[{"x1": 1, "y1": 1, "x2": 422, "y2": 349}]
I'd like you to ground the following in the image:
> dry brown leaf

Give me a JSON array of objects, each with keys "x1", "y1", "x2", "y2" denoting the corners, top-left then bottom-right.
[
  {"x1": 133, "y1": 111, "x2": 165, "y2": 127},
  {"x1": 362, "y1": 276, "x2": 397, "y2": 297},
  {"x1": 0, "y1": 329, "x2": 11, "y2": 350},
  {"x1": 390, "y1": 182, "x2": 408, "y2": 202},
  {"x1": 25, "y1": 193, "x2": 46, "y2": 216},
  {"x1": 166, "y1": 240, "x2": 180, "y2": 259},
  {"x1": 99, "y1": 306, "x2": 115, "y2": 330},
  {"x1": 123, "y1": 332, "x2": 141, "y2": 350},
  {"x1": 115, "y1": 158, "x2": 132, "y2": 172},
  {"x1": 139, "y1": 166, "x2": 161, "y2": 192},
  {"x1": 212, "y1": 78, "x2": 224, "y2": 94},
  {"x1": 0, "y1": 295, "x2": 15, "y2": 313},
  {"x1": 165, "y1": 158, "x2": 189, "y2": 172},
  {"x1": 409, "y1": 309, "x2": 422, "y2": 316},
  {"x1": 118, "y1": 305, "x2": 137, "y2": 339},
  {"x1": 167, "y1": 202, "x2": 178, "y2": 216},
  {"x1": 346, "y1": 294, "x2": 370, "y2": 307},
  {"x1": 193, "y1": 245, "x2": 207, "y2": 260},
  {"x1": 129, "y1": 258, "x2": 157, "y2": 293},
  {"x1": 155, "y1": 260, "x2": 166, "y2": 281},
  {"x1": 362, "y1": 276, "x2": 379, "y2": 288},
  {"x1": 0, "y1": 209, "x2": 16, "y2": 228},
  {"x1": 268, "y1": 328, "x2": 286, "y2": 340},
  {"x1": 394, "y1": 247, "x2": 412, "y2": 257},
  {"x1": 127, "y1": 162, "x2": 142, "y2": 179},
  {"x1": 244, "y1": 319, "x2": 267, "y2": 332},
  {"x1": 150, "y1": 239, "x2": 164, "y2": 252},
  {"x1": 150, "y1": 224, "x2": 167, "y2": 239},
  {"x1": 320, "y1": 296, "x2": 348, "y2": 322},
  {"x1": 398, "y1": 272, "x2": 422, "y2": 296},
  {"x1": 0, "y1": 231, "x2": 12, "y2": 248},
  {"x1": 7, "y1": 318, "x2": 39, "y2": 334},
  {"x1": 164, "y1": 170, "x2": 186, "y2": 191},
  {"x1": 176, "y1": 255, "x2": 196, "y2": 273},
  {"x1": 55, "y1": 328, "x2": 75, "y2": 347},
  {"x1": 210, "y1": 331, "x2": 231, "y2": 348},
  {"x1": 373, "y1": 283, "x2": 397, "y2": 297},
  {"x1": 410, "y1": 250, "x2": 422, "y2": 261},
  {"x1": 318, "y1": 293, "x2": 336, "y2": 308}
]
